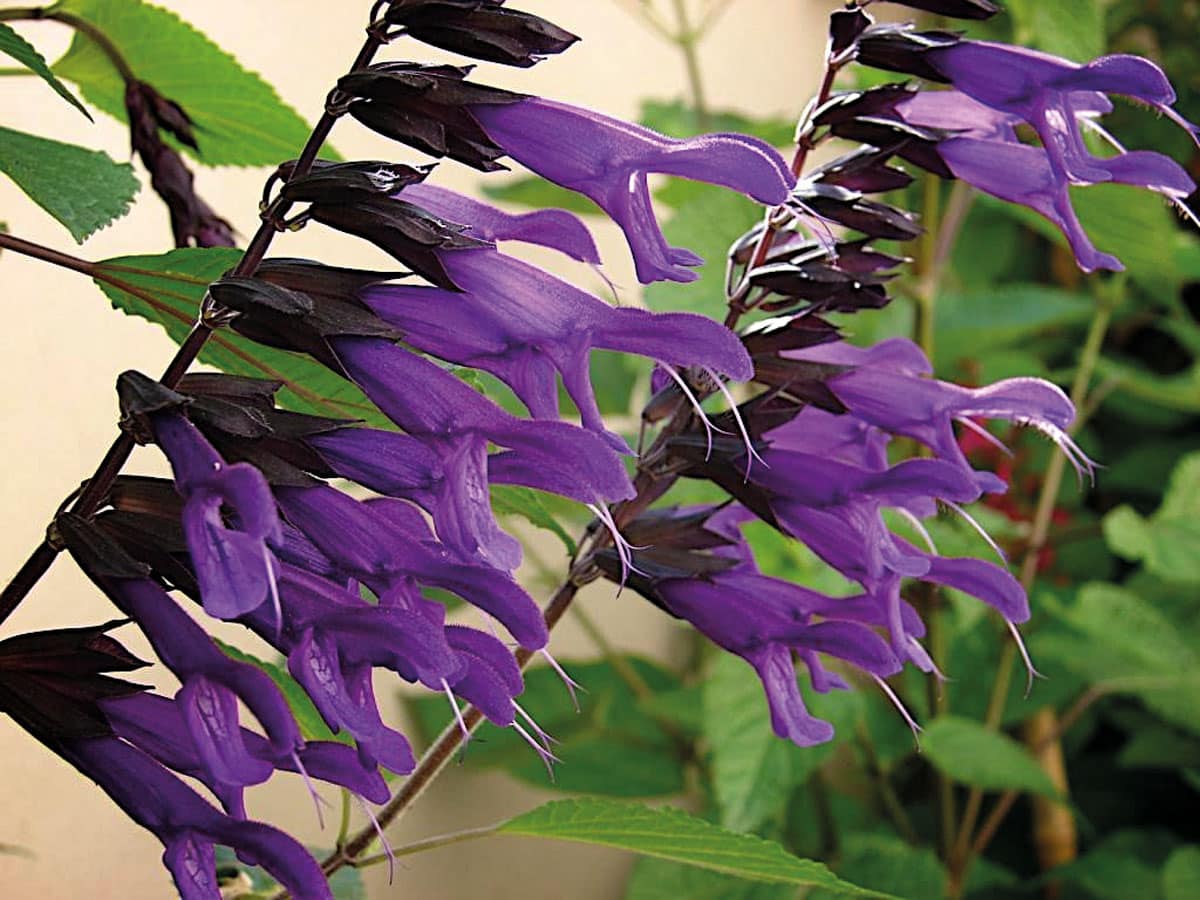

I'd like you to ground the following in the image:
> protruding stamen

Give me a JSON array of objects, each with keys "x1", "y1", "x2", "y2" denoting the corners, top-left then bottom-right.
[
  {"x1": 1020, "y1": 418, "x2": 1097, "y2": 486},
  {"x1": 586, "y1": 502, "x2": 646, "y2": 589},
  {"x1": 514, "y1": 701, "x2": 559, "y2": 750},
  {"x1": 703, "y1": 366, "x2": 768, "y2": 481},
  {"x1": 355, "y1": 794, "x2": 396, "y2": 884},
  {"x1": 440, "y1": 678, "x2": 470, "y2": 745},
  {"x1": 655, "y1": 362, "x2": 729, "y2": 460},
  {"x1": 897, "y1": 507, "x2": 937, "y2": 554},
  {"x1": 263, "y1": 546, "x2": 283, "y2": 642},
  {"x1": 512, "y1": 721, "x2": 560, "y2": 780},
  {"x1": 291, "y1": 750, "x2": 331, "y2": 831},
  {"x1": 944, "y1": 500, "x2": 1008, "y2": 564},
  {"x1": 538, "y1": 648, "x2": 583, "y2": 712},
  {"x1": 872, "y1": 674, "x2": 922, "y2": 748},
  {"x1": 956, "y1": 416, "x2": 1014, "y2": 457},
  {"x1": 1006, "y1": 619, "x2": 1043, "y2": 698}
]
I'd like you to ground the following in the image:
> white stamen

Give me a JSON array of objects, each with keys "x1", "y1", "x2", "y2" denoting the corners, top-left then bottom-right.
[
  {"x1": 897, "y1": 507, "x2": 937, "y2": 554},
  {"x1": 290, "y1": 750, "x2": 331, "y2": 830},
  {"x1": 586, "y1": 502, "x2": 646, "y2": 589},
  {"x1": 512, "y1": 721, "x2": 560, "y2": 780},
  {"x1": 440, "y1": 679, "x2": 470, "y2": 745},
  {"x1": 655, "y1": 362, "x2": 729, "y2": 460},
  {"x1": 944, "y1": 500, "x2": 1008, "y2": 564},
  {"x1": 1006, "y1": 619, "x2": 1043, "y2": 698},
  {"x1": 514, "y1": 701, "x2": 558, "y2": 749},
  {"x1": 355, "y1": 794, "x2": 396, "y2": 884},
  {"x1": 872, "y1": 674, "x2": 922, "y2": 748},
  {"x1": 956, "y1": 416, "x2": 1014, "y2": 457},
  {"x1": 538, "y1": 648, "x2": 583, "y2": 712},
  {"x1": 703, "y1": 366, "x2": 767, "y2": 481},
  {"x1": 1022, "y1": 419, "x2": 1098, "y2": 486},
  {"x1": 263, "y1": 546, "x2": 283, "y2": 642}
]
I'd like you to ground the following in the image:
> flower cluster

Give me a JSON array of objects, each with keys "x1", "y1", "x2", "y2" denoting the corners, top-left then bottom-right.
[{"x1": 2, "y1": 0, "x2": 1194, "y2": 896}]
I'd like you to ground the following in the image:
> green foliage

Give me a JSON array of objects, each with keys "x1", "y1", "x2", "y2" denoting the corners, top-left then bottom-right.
[
  {"x1": 625, "y1": 858, "x2": 794, "y2": 900},
  {"x1": 481, "y1": 176, "x2": 601, "y2": 216},
  {"x1": 1164, "y1": 846, "x2": 1200, "y2": 900},
  {"x1": 52, "y1": 0, "x2": 322, "y2": 166},
  {"x1": 920, "y1": 716, "x2": 1060, "y2": 798},
  {"x1": 1103, "y1": 453, "x2": 1200, "y2": 583},
  {"x1": 490, "y1": 485, "x2": 578, "y2": 556},
  {"x1": 0, "y1": 125, "x2": 138, "y2": 242},
  {"x1": 0, "y1": 23, "x2": 89, "y2": 117},
  {"x1": 407, "y1": 656, "x2": 687, "y2": 796},
  {"x1": 1007, "y1": 0, "x2": 1106, "y2": 61},
  {"x1": 91, "y1": 248, "x2": 387, "y2": 424},
  {"x1": 1049, "y1": 830, "x2": 1178, "y2": 900},
  {"x1": 499, "y1": 798, "x2": 889, "y2": 896},
  {"x1": 810, "y1": 835, "x2": 946, "y2": 900}
]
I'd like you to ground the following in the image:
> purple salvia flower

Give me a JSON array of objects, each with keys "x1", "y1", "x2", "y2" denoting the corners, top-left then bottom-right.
[
  {"x1": 468, "y1": 98, "x2": 795, "y2": 282},
  {"x1": 275, "y1": 484, "x2": 548, "y2": 649},
  {"x1": 910, "y1": 43, "x2": 1199, "y2": 271},
  {"x1": 150, "y1": 410, "x2": 283, "y2": 620},
  {"x1": 60, "y1": 736, "x2": 331, "y2": 900},
  {"x1": 328, "y1": 335, "x2": 634, "y2": 566},
  {"x1": 361, "y1": 244, "x2": 753, "y2": 450}
]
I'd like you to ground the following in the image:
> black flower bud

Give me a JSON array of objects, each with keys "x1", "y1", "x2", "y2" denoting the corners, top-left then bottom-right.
[{"x1": 382, "y1": 1, "x2": 579, "y2": 67}]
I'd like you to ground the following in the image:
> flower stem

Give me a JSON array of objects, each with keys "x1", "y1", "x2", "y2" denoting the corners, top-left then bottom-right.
[
  {"x1": 0, "y1": 7, "x2": 136, "y2": 83},
  {"x1": 353, "y1": 823, "x2": 501, "y2": 868},
  {"x1": 0, "y1": 24, "x2": 387, "y2": 629},
  {"x1": 669, "y1": 0, "x2": 710, "y2": 129},
  {"x1": 946, "y1": 284, "x2": 1117, "y2": 894}
]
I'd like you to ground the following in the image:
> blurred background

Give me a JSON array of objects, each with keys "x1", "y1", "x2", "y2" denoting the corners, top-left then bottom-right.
[{"x1": 1, "y1": 2, "x2": 1198, "y2": 899}]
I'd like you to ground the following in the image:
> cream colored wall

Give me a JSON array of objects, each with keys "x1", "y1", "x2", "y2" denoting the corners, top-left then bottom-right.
[{"x1": 0, "y1": 2, "x2": 830, "y2": 897}]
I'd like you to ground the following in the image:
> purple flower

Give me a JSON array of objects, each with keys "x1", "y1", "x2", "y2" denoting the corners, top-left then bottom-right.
[
  {"x1": 906, "y1": 43, "x2": 1199, "y2": 272},
  {"x1": 328, "y1": 335, "x2": 634, "y2": 566},
  {"x1": 60, "y1": 736, "x2": 331, "y2": 900},
  {"x1": 468, "y1": 98, "x2": 795, "y2": 282},
  {"x1": 150, "y1": 411, "x2": 283, "y2": 620},
  {"x1": 361, "y1": 243, "x2": 753, "y2": 450}
]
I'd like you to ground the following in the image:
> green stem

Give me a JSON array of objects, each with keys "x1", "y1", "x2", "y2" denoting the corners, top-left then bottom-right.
[
  {"x1": 669, "y1": 0, "x2": 709, "y2": 128},
  {"x1": 335, "y1": 790, "x2": 352, "y2": 852},
  {"x1": 0, "y1": 7, "x2": 136, "y2": 83},
  {"x1": 855, "y1": 723, "x2": 920, "y2": 845},
  {"x1": 946, "y1": 284, "x2": 1118, "y2": 894},
  {"x1": 354, "y1": 824, "x2": 501, "y2": 869}
]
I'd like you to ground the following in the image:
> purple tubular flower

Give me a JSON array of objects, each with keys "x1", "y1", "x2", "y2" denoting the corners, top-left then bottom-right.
[
  {"x1": 327, "y1": 335, "x2": 634, "y2": 564},
  {"x1": 361, "y1": 245, "x2": 753, "y2": 450},
  {"x1": 400, "y1": 182, "x2": 601, "y2": 264},
  {"x1": 101, "y1": 577, "x2": 303, "y2": 766},
  {"x1": 442, "y1": 624, "x2": 525, "y2": 726},
  {"x1": 468, "y1": 98, "x2": 795, "y2": 282},
  {"x1": 907, "y1": 42, "x2": 1199, "y2": 272},
  {"x1": 783, "y1": 337, "x2": 1091, "y2": 486},
  {"x1": 274, "y1": 484, "x2": 548, "y2": 649},
  {"x1": 61, "y1": 736, "x2": 331, "y2": 900},
  {"x1": 150, "y1": 411, "x2": 283, "y2": 620}
]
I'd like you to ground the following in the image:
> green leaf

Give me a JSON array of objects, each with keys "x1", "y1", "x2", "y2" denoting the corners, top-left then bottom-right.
[
  {"x1": 480, "y1": 176, "x2": 602, "y2": 215},
  {"x1": 643, "y1": 185, "x2": 760, "y2": 316},
  {"x1": 1007, "y1": 0, "x2": 1105, "y2": 61},
  {"x1": 810, "y1": 835, "x2": 946, "y2": 900},
  {"x1": 490, "y1": 485, "x2": 577, "y2": 556},
  {"x1": 704, "y1": 655, "x2": 797, "y2": 834},
  {"x1": 53, "y1": 0, "x2": 323, "y2": 166},
  {"x1": 408, "y1": 657, "x2": 686, "y2": 797},
  {"x1": 1050, "y1": 830, "x2": 1176, "y2": 900},
  {"x1": 933, "y1": 285, "x2": 1092, "y2": 370},
  {"x1": 626, "y1": 857, "x2": 794, "y2": 900},
  {"x1": 0, "y1": 124, "x2": 138, "y2": 242},
  {"x1": 638, "y1": 99, "x2": 793, "y2": 144},
  {"x1": 1165, "y1": 846, "x2": 1200, "y2": 900},
  {"x1": 498, "y1": 798, "x2": 889, "y2": 896},
  {"x1": 92, "y1": 248, "x2": 387, "y2": 424},
  {"x1": 921, "y1": 715, "x2": 1059, "y2": 798},
  {"x1": 215, "y1": 641, "x2": 345, "y2": 746},
  {"x1": 1103, "y1": 452, "x2": 1200, "y2": 583},
  {"x1": 0, "y1": 22, "x2": 89, "y2": 117}
]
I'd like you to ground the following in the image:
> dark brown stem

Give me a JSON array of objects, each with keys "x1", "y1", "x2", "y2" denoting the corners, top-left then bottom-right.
[{"x1": 0, "y1": 25, "x2": 386, "y2": 629}]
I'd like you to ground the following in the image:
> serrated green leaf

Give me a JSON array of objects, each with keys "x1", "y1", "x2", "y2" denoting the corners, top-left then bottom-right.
[
  {"x1": 408, "y1": 657, "x2": 685, "y2": 797},
  {"x1": 215, "y1": 640, "x2": 344, "y2": 745},
  {"x1": 499, "y1": 798, "x2": 890, "y2": 896},
  {"x1": 810, "y1": 835, "x2": 946, "y2": 900},
  {"x1": 490, "y1": 485, "x2": 577, "y2": 555},
  {"x1": 921, "y1": 715, "x2": 1059, "y2": 798},
  {"x1": 1007, "y1": 0, "x2": 1105, "y2": 61},
  {"x1": 1165, "y1": 846, "x2": 1200, "y2": 900},
  {"x1": 53, "y1": 0, "x2": 323, "y2": 166},
  {"x1": 626, "y1": 857, "x2": 794, "y2": 900},
  {"x1": 1103, "y1": 453, "x2": 1200, "y2": 583},
  {"x1": 92, "y1": 248, "x2": 387, "y2": 424},
  {"x1": 0, "y1": 124, "x2": 138, "y2": 242},
  {"x1": 0, "y1": 22, "x2": 89, "y2": 117}
]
